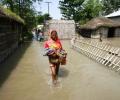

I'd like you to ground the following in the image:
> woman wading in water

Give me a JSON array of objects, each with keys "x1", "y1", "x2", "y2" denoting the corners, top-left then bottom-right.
[{"x1": 44, "y1": 30, "x2": 66, "y2": 85}]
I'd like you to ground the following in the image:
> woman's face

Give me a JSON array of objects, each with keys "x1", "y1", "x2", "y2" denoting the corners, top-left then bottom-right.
[{"x1": 51, "y1": 31, "x2": 58, "y2": 41}]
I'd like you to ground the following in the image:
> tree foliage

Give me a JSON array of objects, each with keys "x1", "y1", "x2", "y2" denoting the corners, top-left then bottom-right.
[
  {"x1": 102, "y1": 0, "x2": 120, "y2": 15},
  {"x1": 80, "y1": 0, "x2": 102, "y2": 24},
  {"x1": 59, "y1": 0, "x2": 85, "y2": 22},
  {"x1": 0, "y1": 0, "x2": 43, "y2": 30},
  {"x1": 36, "y1": 13, "x2": 52, "y2": 24},
  {"x1": 59, "y1": 0, "x2": 102, "y2": 24},
  {"x1": 0, "y1": 0, "x2": 44, "y2": 40}
]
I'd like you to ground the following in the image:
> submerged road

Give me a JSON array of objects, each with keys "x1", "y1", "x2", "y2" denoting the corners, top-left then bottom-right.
[{"x1": 0, "y1": 40, "x2": 120, "y2": 100}]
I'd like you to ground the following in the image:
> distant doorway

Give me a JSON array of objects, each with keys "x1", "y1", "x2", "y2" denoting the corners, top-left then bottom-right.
[
  {"x1": 108, "y1": 28, "x2": 115, "y2": 37},
  {"x1": 80, "y1": 29, "x2": 91, "y2": 38}
]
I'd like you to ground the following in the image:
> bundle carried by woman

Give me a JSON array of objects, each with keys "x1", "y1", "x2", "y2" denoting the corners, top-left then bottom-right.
[
  {"x1": 43, "y1": 30, "x2": 67, "y2": 65},
  {"x1": 44, "y1": 48, "x2": 67, "y2": 65}
]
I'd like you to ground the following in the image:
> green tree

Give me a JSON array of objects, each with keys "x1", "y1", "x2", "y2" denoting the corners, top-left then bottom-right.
[
  {"x1": 102, "y1": 0, "x2": 120, "y2": 15},
  {"x1": 59, "y1": 0, "x2": 85, "y2": 22},
  {"x1": 59, "y1": 0, "x2": 102, "y2": 23},
  {"x1": 80, "y1": 0, "x2": 102, "y2": 24},
  {"x1": 0, "y1": 0, "x2": 43, "y2": 40},
  {"x1": 37, "y1": 15, "x2": 44, "y2": 24},
  {"x1": 43, "y1": 13, "x2": 52, "y2": 21},
  {"x1": 0, "y1": 0, "x2": 43, "y2": 30},
  {"x1": 0, "y1": 0, "x2": 15, "y2": 11},
  {"x1": 36, "y1": 13, "x2": 52, "y2": 25}
]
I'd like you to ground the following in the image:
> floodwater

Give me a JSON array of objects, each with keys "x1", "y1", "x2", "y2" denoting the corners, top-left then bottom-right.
[
  {"x1": 83, "y1": 37, "x2": 120, "y2": 47},
  {"x1": 0, "y1": 40, "x2": 120, "y2": 100},
  {"x1": 104, "y1": 37, "x2": 120, "y2": 47}
]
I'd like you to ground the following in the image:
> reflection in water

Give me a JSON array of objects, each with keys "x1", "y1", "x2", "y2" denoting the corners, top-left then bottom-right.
[
  {"x1": 58, "y1": 67, "x2": 69, "y2": 78},
  {"x1": 46, "y1": 67, "x2": 69, "y2": 89},
  {"x1": 105, "y1": 37, "x2": 120, "y2": 47},
  {"x1": 90, "y1": 37, "x2": 120, "y2": 47}
]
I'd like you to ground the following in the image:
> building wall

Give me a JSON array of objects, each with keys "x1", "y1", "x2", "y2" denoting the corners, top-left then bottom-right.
[
  {"x1": 99, "y1": 27, "x2": 108, "y2": 38},
  {"x1": 115, "y1": 28, "x2": 120, "y2": 37},
  {"x1": 45, "y1": 20, "x2": 75, "y2": 39},
  {"x1": 91, "y1": 27, "x2": 108, "y2": 38},
  {"x1": 108, "y1": 17, "x2": 120, "y2": 37},
  {"x1": 108, "y1": 16, "x2": 120, "y2": 23},
  {"x1": 99, "y1": 27, "x2": 120, "y2": 38},
  {"x1": 0, "y1": 17, "x2": 22, "y2": 63}
]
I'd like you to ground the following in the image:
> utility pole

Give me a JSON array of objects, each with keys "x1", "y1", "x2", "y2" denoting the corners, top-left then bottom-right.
[{"x1": 45, "y1": 2, "x2": 52, "y2": 15}]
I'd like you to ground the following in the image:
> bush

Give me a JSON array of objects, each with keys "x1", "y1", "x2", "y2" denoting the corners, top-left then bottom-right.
[{"x1": 23, "y1": 32, "x2": 33, "y2": 40}]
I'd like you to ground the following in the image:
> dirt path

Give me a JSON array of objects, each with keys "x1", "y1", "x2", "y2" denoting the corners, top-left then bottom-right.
[{"x1": 0, "y1": 40, "x2": 120, "y2": 100}]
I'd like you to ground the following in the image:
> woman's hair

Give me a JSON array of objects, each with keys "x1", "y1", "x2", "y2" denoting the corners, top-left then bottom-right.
[
  {"x1": 50, "y1": 30, "x2": 58, "y2": 40},
  {"x1": 51, "y1": 30, "x2": 57, "y2": 35}
]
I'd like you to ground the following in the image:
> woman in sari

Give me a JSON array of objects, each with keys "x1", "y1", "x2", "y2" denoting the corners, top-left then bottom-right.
[{"x1": 44, "y1": 30, "x2": 63, "y2": 84}]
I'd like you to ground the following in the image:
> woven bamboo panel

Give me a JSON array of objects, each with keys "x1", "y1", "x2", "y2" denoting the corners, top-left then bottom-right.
[{"x1": 45, "y1": 20, "x2": 75, "y2": 39}]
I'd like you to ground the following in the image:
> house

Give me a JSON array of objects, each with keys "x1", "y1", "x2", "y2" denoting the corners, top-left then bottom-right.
[
  {"x1": 45, "y1": 19, "x2": 75, "y2": 39},
  {"x1": 105, "y1": 9, "x2": 120, "y2": 22},
  {"x1": 0, "y1": 6, "x2": 24, "y2": 63},
  {"x1": 80, "y1": 17, "x2": 120, "y2": 38}
]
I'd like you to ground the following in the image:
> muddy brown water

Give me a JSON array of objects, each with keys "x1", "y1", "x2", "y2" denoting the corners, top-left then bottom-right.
[
  {"x1": 83, "y1": 37, "x2": 120, "y2": 47},
  {"x1": 0, "y1": 40, "x2": 120, "y2": 100}
]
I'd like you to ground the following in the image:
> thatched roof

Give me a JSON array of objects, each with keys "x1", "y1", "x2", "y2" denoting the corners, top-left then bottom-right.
[
  {"x1": 0, "y1": 6, "x2": 24, "y2": 24},
  {"x1": 80, "y1": 17, "x2": 120, "y2": 30}
]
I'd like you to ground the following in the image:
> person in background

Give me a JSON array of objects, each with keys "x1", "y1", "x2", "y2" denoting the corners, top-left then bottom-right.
[
  {"x1": 32, "y1": 29, "x2": 36, "y2": 40},
  {"x1": 71, "y1": 36, "x2": 76, "y2": 48},
  {"x1": 35, "y1": 29, "x2": 39, "y2": 41},
  {"x1": 38, "y1": 30, "x2": 44, "y2": 41},
  {"x1": 99, "y1": 32, "x2": 102, "y2": 42},
  {"x1": 38, "y1": 29, "x2": 41, "y2": 41}
]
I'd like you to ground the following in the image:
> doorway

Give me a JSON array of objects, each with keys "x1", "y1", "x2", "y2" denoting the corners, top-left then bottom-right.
[{"x1": 108, "y1": 28, "x2": 115, "y2": 37}]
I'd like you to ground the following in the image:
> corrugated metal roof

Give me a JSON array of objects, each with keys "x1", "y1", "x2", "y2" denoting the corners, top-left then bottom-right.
[{"x1": 105, "y1": 9, "x2": 120, "y2": 18}]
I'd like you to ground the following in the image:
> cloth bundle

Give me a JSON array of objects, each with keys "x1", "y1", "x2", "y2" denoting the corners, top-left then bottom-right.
[
  {"x1": 43, "y1": 48, "x2": 55, "y2": 56},
  {"x1": 57, "y1": 50, "x2": 67, "y2": 65},
  {"x1": 44, "y1": 48, "x2": 67, "y2": 65}
]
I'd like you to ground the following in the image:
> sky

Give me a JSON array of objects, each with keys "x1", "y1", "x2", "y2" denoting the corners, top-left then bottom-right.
[{"x1": 34, "y1": 0, "x2": 62, "y2": 19}]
